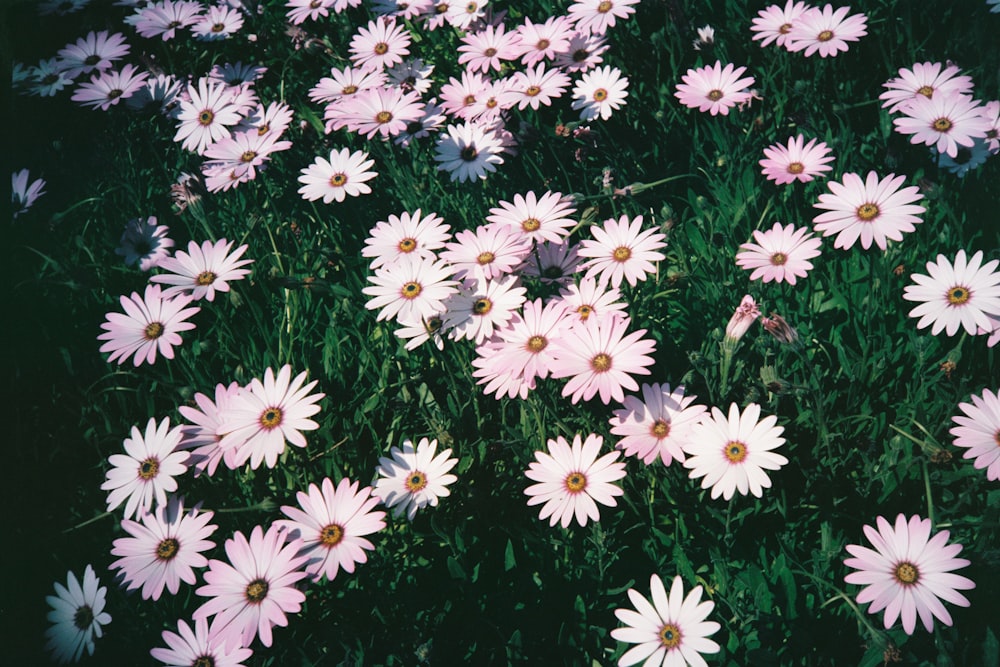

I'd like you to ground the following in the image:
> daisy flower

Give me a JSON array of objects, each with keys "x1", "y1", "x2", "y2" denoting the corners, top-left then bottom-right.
[
  {"x1": 286, "y1": 0, "x2": 333, "y2": 24},
  {"x1": 982, "y1": 100, "x2": 1000, "y2": 153},
  {"x1": 549, "y1": 315, "x2": 657, "y2": 405},
  {"x1": 444, "y1": 275, "x2": 528, "y2": 344},
  {"x1": 274, "y1": 477, "x2": 386, "y2": 582},
  {"x1": 578, "y1": 214, "x2": 667, "y2": 288},
  {"x1": 387, "y1": 58, "x2": 435, "y2": 95},
  {"x1": 893, "y1": 93, "x2": 991, "y2": 158},
  {"x1": 98, "y1": 284, "x2": 199, "y2": 367},
  {"x1": 217, "y1": 365, "x2": 325, "y2": 470},
  {"x1": 682, "y1": 403, "x2": 788, "y2": 500},
  {"x1": 201, "y1": 130, "x2": 293, "y2": 187},
  {"x1": 110, "y1": 497, "x2": 218, "y2": 600},
  {"x1": 174, "y1": 78, "x2": 244, "y2": 155},
  {"x1": 457, "y1": 23, "x2": 520, "y2": 73},
  {"x1": 784, "y1": 4, "x2": 868, "y2": 57},
  {"x1": 812, "y1": 171, "x2": 926, "y2": 250},
  {"x1": 524, "y1": 433, "x2": 626, "y2": 528},
  {"x1": 735, "y1": 222, "x2": 823, "y2": 285},
  {"x1": 445, "y1": 0, "x2": 486, "y2": 29},
  {"x1": 363, "y1": 209, "x2": 451, "y2": 270},
  {"x1": 480, "y1": 298, "x2": 568, "y2": 385},
  {"x1": 439, "y1": 69, "x2": 488, "y2": 120},
  {"x1": 514, "y1": 15, "x2": 574, "y2": 67},
  {"x1": 298, "y1": 148, "x2": 377, "y2": 203},
  {"x1": 45, "y1": 565, "x2": 112, "y2": 664},
  {"x1": 310, "y1": 66, "x2": 387, "y2": 105},
  {"x1": 950, "y1": 387, "x2": 1000, "y2": 481},
  {"x1": 241, "y1": 101, "x2": 295, "y2": 138},
  {"x1": 509, "y1": 63, "x2": 571, "y2": 111},
  {"x1": 12, "y1": 168, "x2": 46, "y2": 218},
  {"x1": 115, "y1": 215, "x2": 174, "y2": 271},
  {"x1": 844, "y1": 514, "x2": 975, "y2": 634},
  {"x1": 71, "y1": 64, "x2": 149, "y2": 111},
  {"x1": 434, "y1": 122, "x2": 505, "y2": 182},
  {"x1": 611, "y1": 574, "x2": 721, "y2": 667},
  {"x1": 572, "y1": 65, "x2": 629, "y2": 121},
  {"x1": 193, "y1": 524, "x2": 310, "y2": 649},
  {"x1": 151, "y1": 239, "x2": 253, "y2": 302},
  {"x1": 363, "y1": 254, "x2": 459, "y2": 323},
  {"x1": 393, "y1": 97, "x2": 448, "y2": 147},
  {"x1": 192, "y1": 5, "x2": 245, "y2": 40},
  {"x1": 750, "y1": 0, "x2": 810, "y2": 47},
  {"x1": 674, "y1": 61, "x2": 755, "y2": 116},
  {"x1": 555, "y1": 31, "x2": 609, "y2": 71},
  {"x1": 609, "y1": 383, "x2": 708, "y2": 467},
  {"x1": 132, "y1": 0, "x2": 204, "y2": 41},
  {"x1": 150, "y1": 617, "x2": 253, "y2": 667},
  {"x1": 486, "y1": 191, "x2": 577, "y2": 244},
  {"x1": 567, "y1": 0, "x2": 639, "y2": 35},
  {"x1": 349, "y1": 18, "x2": 411, "y2": 71},
  {"x1": 329, "y1": 86, "x2": 425, "y2": 139},
  {"x1": 472, "y1": 337, "x2": 536, "y2": 400},
  {"x1": 879, "y1": 62, "x2": 975, "y2": 114},
  {"x1": 180, "y1": 382, "x2": 242, "y2": 477},
  {"x1": 395, "y1": 311, "x2": 449, "y2": 351},
  {"x1": 56, "y1": 30, "x2": 130, "y2": 80},
  {"x1": 521, "y1": 241, "x2": 583, "y2": 285},
  {"x1": 28, "y1": 58, "x2": 73, "y2": 97},
  {"x1": 440, "y1": 224, "x2": 532, "y2": 281},
  {"x1": 903, "y1": 249, "x2": 1000, "y2": 336},
  {"x1": 101, "y1": 417, "x2": 190, "y2": 519},
  {"x1": 373, "y1": 438, "x2": 459, "y2": 520},
  {"x1": 126, "y1": 73, "x2": 183, "y2": 114},
  {"x1": 555, "y1": 276, "x2": 628, "y2": 325},
  {"x1": 759, "y1": 135, "x2": 835, "y2": 184}
]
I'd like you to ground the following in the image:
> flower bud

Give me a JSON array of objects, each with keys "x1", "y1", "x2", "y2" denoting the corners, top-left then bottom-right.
[
  {"x1": 761, "y1": 312, "x2": 798, "y2": 344},
  {"x1": 725, "y1": 295, "x2": 760, "y2": 342}
]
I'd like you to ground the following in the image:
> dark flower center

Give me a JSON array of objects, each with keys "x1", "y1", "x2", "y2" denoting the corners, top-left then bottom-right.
[
  {"x1": 817, "y1": 30, "x2": 834, "y2": 42},
  {"x1": 724, "y1": 441, "x2": 747, "y2": 463},
  {"x1": 473, "y1": 298, "x2": 493, "y2": 315},
  {"x1": 856, "y1": 203, "x2": 880, "y2": 221},
  {"x1": 144, "y1": 322, "x2": 165, "y2": 340},
  {"x1": 84, "y1": 54, "x2": 101, "y2": 66},
  {"x1": 374, "y1": 42, "x2": 389, "y2": 55},
  {"x1": 526, "y1": 335, "x2": 547, "y2": 352},
  {"x1": 156, "y1": 538, "x2": 179, "y2": 560},
  {"x1": 402, "y1": 282, "x2": 422, "y2": 298},
  {"x1": 659, "y1": 623, "x2": 682, "y2": 648},
  {"x1": 260, "y1": 407, "x2": 283, "y2": 429},
  {"x1": 196, "y1": 271, "x2": 217, "y2": 286},
  {"x1": 139, "y1": 458, "x2": 159, "y2": 480},
  {"x1": 593, "y1": 88, "x2": 608, "y2": 102},
  {"x1": 73, "y1": 605, "x2": 94, "y2": 631},
  {"x1": 591, "y1": 353, "x2": 611, "y2": 372},
  {"x1": 770, "y1": 252, "x2": 787, "y2": 266},
  {"x1": 612, "y1": 246, "x2": 632, "y2": 262},
  {"x1": 707, "y1": 89, "x2": 724, "y2": 101},
  {"x1": 460, "y1": 146, "x2": 479, "y2": 161},
  {"x1": 320, "y1": 523, "x2": 344, "y2": 546},
  {"x1": 564, "y1": 472, "x2": 587, "y2": 492},
  {"x1": 787, "y1": 162, "x2": 805, "y2": 174},
  {"x1": 245, "y1": 578, "x2": 269, "y2": 602},
  {"x1": 330, "y1": 173, "x2": 348, "y2": 187},
  {"x1": 932, "y1": 117, "x2": 953, "y2": 132},
  {"x1": 199, "y1": 109, "x2": 215, "y2": 125},
  {"x1": 405, "y1": 471, "x2": 428, "y2": 492},
  {"x1": 651, "y1": 419, "x2": 670, "y2": 438},
  {"x1": 947, "y1": 286, "x2": 970, "y2": 305},
  {"x1": 398, "y1": 238, "x2": 417, "y2": 252},
  {"x1": 895, "y1": 562, "x2": 919, "y2": 585}
]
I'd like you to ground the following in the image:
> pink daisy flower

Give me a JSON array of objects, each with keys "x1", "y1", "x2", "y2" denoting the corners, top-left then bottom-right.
[
  {"x1": 11, "y1": 168, "x2": 46, "y2": 218},
  {"x1": 275, "y1": 477, "x2": 386, "y2": 582},
  {"x1": 682, "y1": 402, "x2": 788, "y2": 500},
  {"x1": 298, "y1": 148, "x2": 377, "y2": 203},
  {"x1": 150, "y1": 617, "x2": 252, "y2": 667},
  {"x1": 513, "y1": 15, "x2": 574, "y2": 67},
  {"x1": 98, "y1": 284, "x2": 199, "y2": 367},
  {"x1": 950, "y1": 387, "x2": 1000, "y2": 481},
  {"x1": 550, "y1": 315, "x2": 656, "y2": 405},
  {"x1": 310, "y1": 65, "x2": 387, "y2": 105},
  {"x1": 179, "y1": 382, "x2": 242, "y2": 477},
  {"x1": 438, "y1": 69, "x2": 488, "y2": 120},
  {"x1": 286, "y1": 0, "x2": 333, "y2": 24},
  {"x1": 394, "y1": 311, "x2": 449, "y2": 351},
  {"x1": 472, "y1": 336, "x2": 536, "y2": 400},
  {"x1": 150, "y1": 239, "x2": 254, "y2": 302},
  {"x1": 363, "y1": 209, "x2": 452, "y2": 270},
  {"x1": 363, "y1": 254, "x2": 460, "y2": 323},
  {"x1": 486, "y1": 190, "x2": 577, "y2": 244},
  {"x1": 193, "y1": 524, "x2": 310, "y2": 649},
  {"x1": 473, "y1": 298, "x2": 568, "y2": 391},
  {"x1": 444, "y1": 275, "x2": 528, "y2": 344},
  {"x1": 509, "y1": 63, "x2": 570, "y2": 110},
  {"x1": 893, "y1": 93, "x2": 991, "y2": 158},
  {"x1": 440, "y1": 223, "x2": 532, "y2": 281},
  {"x1": 174, "y1": 78, "x2": 244, "y2": 155},
  {"x1": 201, "y1": 129, "x2": 292, "y2": 183},
  {"x1": 56, "y1": 30, "x2": 130, "y2": 80},
  {"x1": 902, "y1": 249, "x2": 1000, "y2": 336},
  {"x1": 241, "y1": 101, "x2": 294, "y2": 138},
  {"x1": 524, "y1": 433, "x2": 626, "y2": 528},
  {"x1": 554, "y1": 31, "x2": 609, "y2": 71},
  {"x1": 71, "y1": 64, "x2": 148, "y2": 111},
  {"x1": 467, "y1": 80, "x2": 517, "y2": 124},
  {"x1": 434, "y1": 121, "x2": 505, "y2": 182},
  {"x1": 373, "y1": 438, "x2": 459, "y2": 520},
  {"x1": 386, "y1": 57, "x2": 435, "y2": 95},
  {"x1": 784, "y1": 4, "x2": 868, "y2": 57},
  {"x1": 572, "y1": 65, "x2": 629, "y2": 121},
  {"x1": 217, "y1": 365, "x2": 325, "y2": 470},
  {"x1": 132, "y1": 0, "x2": 204, "y2": 41},
  {"x1": 812, "y1": 171, "x2": 926, "y2": 250},
  {"x1": 879, "y1": 62, "x2": 975, "y2": 114},
  {"x1": 578, "y1": 215, "x2": 667, "y2": 288},
  {"x1": 521, "y1": 241, "x2": 582, "y2": 285},
  {"x1": 750, "y1": 0, "x2": 810, "y2": 48},
  {"x1": 609, "y1": 383, "x2": 707, "y2": 466},
  {"x1": 735, "y1": 222, "x2": 823, "y2": 285},
  {"x1": 674, "y1": 61, "x2": 755, "y2": 116},
  {"x1": 844, "y1": 514, "x2": 975, "y2": 634},
  {"x1": 328, "y1": 86, "x2": 425, "y2": 139},
  {"x1": 759, "y1": 135, "x2": 835, "y2": 184},
  {"x1": 444, "y1": 0, "x2": 485, "y2": 29},
  {"x1": 348, "y1": 18, "x2": 411, "y2": 71},
  {"x1": 979, "y1": 100, "x2": 1000, "y2": 153},
  {"x1": 567, "y1": 0, "x2": 639, "y2": 35},
  {"x1": 115, "y1": 215, "x2": 173, "y2": 271},
  {"x1": 45, "y1": 565, "x2": 112, "y2": 664},
  {"x1": 101, "y1": 417, "x2": 190, "y2": 520},
  {"x1": 110, "y1": 497, "x2": 218, "y2": 600},
  {"x1": 555, "y1": 276, "x2": 628, "y2": 325},
  {"x1": 457, "y1": 23, "x2": 520, "y2": 73},
  {"x1": 192, "y1": 5, "x2": 245, "y2": 40}
]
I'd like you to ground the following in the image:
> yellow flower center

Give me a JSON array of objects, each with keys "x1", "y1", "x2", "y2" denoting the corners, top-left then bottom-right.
[
  {"x1": 405, "y1": 471, "x2": 428, "y2": 492},
  {"x1": 591, "y1": 352, "x2": 611, "y2": 372},
  {"x1": 856, "y1": 203, "x2": 880, "y2": 221},
  {"x1": 342, "y1": 85, "x2": 358, "y2": 95},
  {"x1": 947, "y1": 286, "x2": 970, "y2": 305},
  {"x1": 199, "y1": 110, "x2": 214, "y2": 126},
  {"x1": 787, "y1": 162, "x2": 805, "y2": 174},
  {"x1": 526, "y1": 335, "x2": 547, "y2": 352},
  {"x1": 245, "y1": 578, "x2": 269, "y2": 603},
  {"x1": 522, "y1": 218, "x2": 541, "y2": 232},
  {"x1": 659, "y1": 623, "x2": 682, "y2": 649},
  {"x1": 156, "y1": 538, "x2": 179, "y2": 560},
  {"x1": 374, "y1": 42, "x2": 389, "y2": 55},
  {"x1": 196, "y1": 271, "x2": 217, "y2": 286},
  {"x1": 398, "y1": 238, "x2": 417, "y2": 253},
  {"x1": 376, "y1": 111, "x2": 393, "y2": 124},
  {"x1": 895, "y1": 562, "x2": 919, "y2": 585},
  {"x1": 330, "y1": 173, "x2": 348, "y2": 187},
  {"x1": 525, "y1": 85, "x2": 542, "y2": 97},
  {"x1": 651, "y1": 419, "x2": 670, "y2": 438},
  {"x1": 593, "y1": 88, "x2": 608, "y2": 102},
  {"x1": 707, "y1": 89, "x2": 723, "y2": 101},
  {"x1": 139, "y1": 458, "x2": 159, "y2": 480},
  {"x1": 564, "y1": 471, "x2": 587, "y2": 493},
  {"x1": 320, "y1": 523, "x2": 344, "y2": 546},
  {"x1": 241, "y1": 150, "x2": 257, "y2": 163},
  {"x1": 724, "y1": 441, "x2": 747, "y2": 463},
  {"x1": 933, "y1": 117, "x2": 953, "y2": 132},
  {"x1": 597, "y1": 0, "x2": 612, "y2": 12},
  {"x1": 477, "y1": 251, "x2": 496, "y2": 265},
  {"x1": 917, "y1": 85, "x2": 934, "y2": 98},
  {"x1": 402, "y1": 282, "x2": 422, "y2": 299},
  {"x1": 817, "y1": 30, "x2": 834, "y2": 42},
  {"x1": 577, "y1": 305, "x2": 593, "y2": 320},
  {"x1": 473, "y1": 298, "x2": 493, "y2": 315},
  {"x1": 144, "y1": 322, "x2": 164, "y2": 340},
  {"x1": 612, "y1": 246, "x2": 632, "y2": 262}
]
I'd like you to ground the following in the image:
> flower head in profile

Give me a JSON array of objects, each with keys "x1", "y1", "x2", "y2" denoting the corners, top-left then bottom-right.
[
  {"x1": 578, "y1": 215, "x2": 667, "y2": 288},
  {"x1": 902, "y1": 249, "x2": 1000, "y2": 336},
  {"x1": 45, "y1": 565, "x2": 112, "y2": 664},
  {"x1": 736, "y1": 222, "x2": 823, "y2": 285},
  {"x1": 151, "y1": 239, "x2": 253, "y2": 302},
  {"x1": 298, "y1": 148, "x2": 377, "y2": 203},
  {"x1": 98, "y1": 284, "x2": 199, "y2": 367},
  {"x1": 194, "y1": 524, "x2": 310, "y2": 649},
  {"x1": 275, "y1": 477, "x2": 386, "y2": 582},
  {"x1": 759, "y1": 135, "x2": 835, "y2": 184},
  {"x1": 524, "y1": 433, "x2": 626, "y2": 528},
  {"x1": 610, "y1": 383, "x2": 708, "y2": 466},
  {"x1": 812, "y1": 171, "x2": 925, "y2": 250},
  {"x1": 724, "y1": 294, "x2": 760, "y2": 342},
  {"x1": 116, "y1": 216, "x2": 174, "y2": 271},
  {"x1": 844, "y1": 514, "x2": 975, "y2": 634},
  {"x1": 950, "y1": 387, "x2": 1000, "y2": 481},
  {"x1": 674, "y1": 61, "x2": 755, "y2": 116},
  {"x1": 101, "y1": 417, "x2": 189, "y2": 520},
  {"x1": 682, "y1": 403, "x2": 788, "y2": 500},
  {"x1": 373, "y1": 438, "x2": 459, "y2": 520},
  {"x1": 785, "y1": 4, "x2": 868, "y2": 57},
  {"x1": 110, "y1": 497, "x2": 218, "y2": 600},
  {"x1": 150, "y1": 617, "x2": 253, "y2": 667},
  {"x1": 611, "y1": 574, "x2": 721, "y2": 667}
]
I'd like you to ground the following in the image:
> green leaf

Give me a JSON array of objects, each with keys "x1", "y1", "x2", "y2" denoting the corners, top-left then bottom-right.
[
  {"x1": 446, "y1": 556, "x2": 466, "y2": 581},
  {"x1": 983, "y1": 626, "x2": 999, "y2": 667},
  {"x1": 504, "y1": 539, "x2": 516, "y2": 572}
]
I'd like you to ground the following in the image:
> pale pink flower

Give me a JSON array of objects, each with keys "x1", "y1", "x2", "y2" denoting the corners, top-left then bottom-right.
[
  {"x1": 298, "y1": 148, "x2": 377, "y2": 203},
  {"x1": 724, "y1": 294, "x2": 760, "y2": 341},
  {"x1": 550, "y1": 315, "x2": 656, "y2": 405},
  {"x1": 759, "y1": 135, "x2": 834, "y2": 184},
  {"x1": 578, "y1": 215, "x2": 666, "y2": 288},
  {"x1": 567, "y1": 0, "x2": 639, "y2": 35},
  {"x1": 555, "y1": 276, "x2": 628, "y2": 325},
  {"x1": 71, "y1": 64, "x2": 148, "y2": 110},
  {"x1": 440, "y1": 223, "x2": 532, "y2": 281},
  {"x1": 11, "y1": 168, "x2": 46, "y2": 218},
  {"x1": 457, "y1": 23, "x2": 520, "y2": 73},
  {"x1": 328, "y1": 86, "x2": 425, "y2": 139},
  {"x1": 394, "y1": 311, "x2": 449, "y2": 351},
  {"x1": 750, "y1": 0, "x2": 810, "y2": 48},
  {"x1": 150, "y1": 617, "x2": 252, "y2": 667},
  {"x1": 57, "y1": 30, "x2": 130, "y2": 80},
  {"x1": 310, "y1": 65, "x2": 386, "y2": 105},
  {"x1": 363, "y1": 254, "x2": 460, "y2": 323},
  {"x1": 349, "y1": 18, "x2": 411, "y2": 71},
  {"x1": 115, "y1": 215, "x2": 174, "y2": 271},
  {"x1": 736, "y1": 222, "x2": 822, "y2": 285},
  {"x1": 812, "y1": 171, "x2": 925, "y2": 250},
  {"x1": 393, "y1": 97, "x2": 448, "y2": 146},
  {"x1": 477, "y1": 298, "x2": 568, "y2": 387},
  {"x1": 98, "y1": 285, "x2": 199, "y2": 367},
  {"x1": 434, "y1": 122, "x2": 505, "y2": 182},
  {"x1": 554, "y1": 31, "x2": 609, "y2": 71},
  {"x1": 438, "y1": 69, "x2": 488, "y2": 120},
  {"x1": 844, "y1": 514, "x2": 975, "y2": 634},
  {"x1": 275, "y1": 477, "x2": 386, "y2": 582},
  {"x1": 979, "y1": 100, "x2": 1000, "y2": 153},
  {"x1": 174, "y1": 78, "x2": 244, "y2": 154},
  {"x1": 132, "y1": 1, "x2": 204, "y2": 41},
  {"x1": 785, "y1": 4, "x2": 868, "y2": 57},
  {"x1": 386, "y1": 58, "x2": 435, "y2": 95},
  {"x1": 682, "y1": 403, "x2": 788, "y2": 500},
  {"x1": 363, "y1": 209, "x2": 452, "y2": 270},
  {"x1": 610, "y1": 383, "x2": 707, "y2": 466},
  {"x1": 179, "y1": 382, "x2": 242, "y2": 477},
  {"x1": 524, "y1": 433, "x2": 626, "y2": 528},
  {"x1": 486, "y1": 190, "x2": 577, "y2": 244},
  {"x1": 513, "y1": 15, "x2": 573, "y2": 67},
  {"x1": 950, "y1": 387, "x2": 1000, "y2": 481},
  {"x1": 150, "y1": 239, "x2": 254, "y2": 302},
  {"x1": 373, "y1": 438, "x2": 459, "y2": 520},
  {"x1": 101, "y1": 417, "x2": 190, "y2": 519},
  {"x1": 286, "y1": 0, "x2": 333, "y2": 24},
  {"x1": 572, "y1": 65, "x2": 629, "y2": 121},
  {"x1": 471, "y1": 337, "x2": 536, "y2": 399},
  {"x1": 193, "y1": 524, "x2": 310, "y2": 649},
  {"x1": 45, "y1": 565, "x2": 112, "y2": 664},
  {"x1": 110, "y1": 497, "x2": 217, "y2": 600},
  {"x1": 201, "y1": 129, "x2": 292, "y2": 184},
  {"x1": 674, "y1": 61, "x2": 755, "y2": 116},
  {"x1": 444, "y1": 275, "x2": 527, "y2": 344},
  {"x1": 893, "y1": 93, "x2": 991, "y2": 158},
  {"x1": 509, "y1": 63, "x2": 570, "y2": 110},
  {"x1": 903, "y1": 249, "x2": 1000, "y2": 336},
  {"x1": 192, "y1": 5, "x2": 245, "y2": 40},
  {"x1": 879, "y1": 62, "x2": 975, "y2": 114},
  {"x1": 520, "y1": 241, "x2": 582, "y2": 285}
]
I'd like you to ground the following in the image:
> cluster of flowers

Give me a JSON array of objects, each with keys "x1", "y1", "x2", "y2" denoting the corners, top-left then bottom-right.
[{"x1": 750, "y1": 1, "x2": 868, "y2": 57}]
